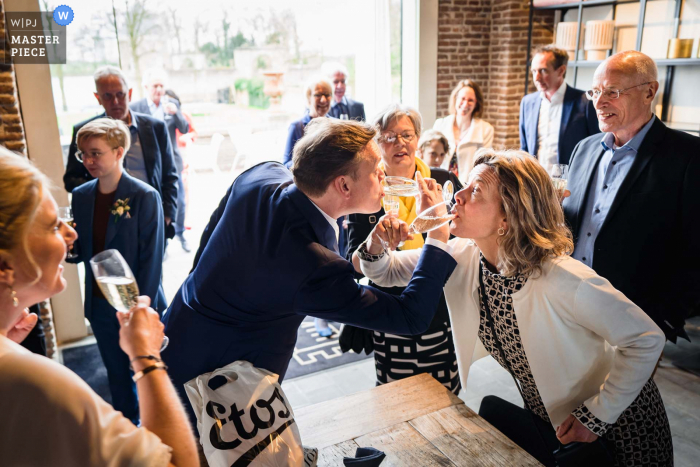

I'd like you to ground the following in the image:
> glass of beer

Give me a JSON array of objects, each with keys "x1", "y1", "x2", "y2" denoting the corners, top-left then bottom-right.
[{"x1": 90, "y1": 249, "x2": 169, "y2": 351}]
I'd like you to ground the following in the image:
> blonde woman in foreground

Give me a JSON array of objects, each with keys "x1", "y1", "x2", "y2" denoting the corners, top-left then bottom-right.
[
  {"x1": 0, "y1": 148, "x2": 197, "y2": 466},
  {"x1": 359, "y1": 149, "x2": 672, "y2": 466}
]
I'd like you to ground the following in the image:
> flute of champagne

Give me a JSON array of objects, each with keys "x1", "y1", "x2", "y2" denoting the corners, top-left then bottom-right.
[{"x1": 90, "y1": 249, "x2": 169, "y2": 351}]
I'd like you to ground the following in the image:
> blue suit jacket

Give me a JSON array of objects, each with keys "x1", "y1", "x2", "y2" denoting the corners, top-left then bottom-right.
[
  {"x1": 68, "y1": 172, "x2": 166, "y2": 317},
  {"x1": 328, "y1": 97, "x2": 366, "y2": 121},
  {"x1": 162, "y1": 162, "x2": 456, "y2": 406},
  {"x1": 519, "y1": 86, "x2": 599, "y2": 165},
  {"x1": 63, "y1": 112, "x2": 179, "y2": 220}
]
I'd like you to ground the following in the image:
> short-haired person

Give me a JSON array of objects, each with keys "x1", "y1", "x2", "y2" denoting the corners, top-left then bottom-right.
[
  {"x1": 323, "y1": 62, "x2": 366, "y2": 121},
  {"x1": 520, "y1": 45, "x2": 599, "y2": 167},
  {"x1": 282, "y1": 76, "x2": 334, "y2": 166},
  {"x1": 163, "y1": 118, "x2": 457, "y2": 425},
  {"x1": 416, "y1": 129, "x2": 450, "y2": 168},
  {"x1": 345, "y1": 105, "x2": 462, "y2": 392},
  {"x1": 564, "y1": 51, "x2": 700, "y2": 343},
  {"x1": 0, "y1": 148, "x2": 197, "y2": 466},
  {"x1": 67, "y1": 118, "x2": 166, "y2": 425},
  {"x1": 131, "y1": 69, "x2": 191, "y2": 252},
  {"x1": 433, "y1": 79, "x2": 494, "y2": 178},
  {"x1": 360, "y1": 150, "x2": 672, "y2": 466},
  {"x1": 63, "y1": 66, "x2": 179, "y2": 232}
]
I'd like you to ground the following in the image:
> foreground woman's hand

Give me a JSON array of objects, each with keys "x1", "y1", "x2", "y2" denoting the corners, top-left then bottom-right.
[
  {"x1": 117, "y1": 296, "x2": 164, "y2": 360},
  {"x1": 367, "y1": 214, "x2": 414, "y2": 253},
  {"x1": 7, "y1": 308, "x2": 38, "y2": 344},
  {"x1": 556, "y1": 414, "x2": 599, "y2": 444}
]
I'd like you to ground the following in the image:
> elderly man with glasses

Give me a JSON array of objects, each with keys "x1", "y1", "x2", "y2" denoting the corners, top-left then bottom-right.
[
  {"x1": 63, "y1": 66, "x2": 179, "y2": 231},
  {"x1": 563, "y1": 50, "x2": 700, "y2": 343}
]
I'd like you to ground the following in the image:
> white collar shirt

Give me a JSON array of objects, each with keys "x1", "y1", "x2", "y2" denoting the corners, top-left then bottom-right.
[{"x1": 537, "y1": 82, "x2": 567, "y2": 168}]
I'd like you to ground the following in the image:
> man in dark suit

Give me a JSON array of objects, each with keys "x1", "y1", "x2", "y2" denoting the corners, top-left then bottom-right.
[
  {"x1": 325, "y1": 62, "x2": 366, "y2": 121},
  {"x1": 563, "y1": 51, "x2": 700, "y2": 343},
  {"x1": 520, "y1": 45, "x2": 599, "y2": 167},
  {"x1": 163, "y1": 119, "x2": 457, "y2": 422},
  {"x1": 63, "y1": 66, "x2": 178, "y2": 230},
  {"x1": 131, "y1": 69, "x2": 191, "y2": 252}
]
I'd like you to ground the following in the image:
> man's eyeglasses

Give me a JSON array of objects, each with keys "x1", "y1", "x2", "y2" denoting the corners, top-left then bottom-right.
[
  {"x1": 98, "y1": 91, "x2": 127, "y2": 102},
  {"x1": 378, "y1": 131, "x2": 416, "y2": 144},
  {"x1": 75, "y1": 148, "x2": 116, "y2": 163},
  {"x1": 585, "y1": 82, "x2": 651, "y2": 101}
]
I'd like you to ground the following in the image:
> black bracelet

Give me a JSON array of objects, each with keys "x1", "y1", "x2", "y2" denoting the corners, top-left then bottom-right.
[
  {"x1": 129, "y1": 355, "x2": 162, "y2": 370},
  {"x1": 132, "y1": 362, "x2": 168, "y2": 382}
]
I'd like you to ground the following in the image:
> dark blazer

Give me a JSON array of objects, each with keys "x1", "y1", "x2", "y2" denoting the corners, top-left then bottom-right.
[
  {"x1": 346, "y1": 168, "x2": 462, "y2": 332},
  {"x1": 519, "y1": 85, "x2": 599, "y2": 165},
  {"x1": 563, "y1": 118, "x2": 700, "y2": 341},
  {"x1": 329, "y1": 97, "x2": 366, "y2": 121},
  {"x1": 162, "y1": 162, "x2": 456, "y2": 417},
  {"x1": 67, "y1": 172, "x2": 166, "y2": 317},
  {"x1": 283, "y1": 110, "x2": 313, "y2": 166},
  {"x1": 130, "y1": 98, "x2": 189, "y2": 173},
  {"x1": 63, "y1": 112, "x2": 179, "y2": 220}
]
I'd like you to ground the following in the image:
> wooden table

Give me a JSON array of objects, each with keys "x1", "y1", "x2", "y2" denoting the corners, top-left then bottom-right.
[{"x1": 295, "y1": 373, "x2": 541, "y2": 466}]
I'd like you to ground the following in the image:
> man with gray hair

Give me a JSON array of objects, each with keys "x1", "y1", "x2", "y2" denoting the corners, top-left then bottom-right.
[
  {"x1": 63, "y1": 66, "x2": 179, "y2": 229},
  {"x1": 131, "y1": 69, "x2": 191, "y2": 251},
  {"x1": 323, "y1": 62, "x2": 366, "y2": 121},
  {"x1": 564, "y1": 50, "x2": 700, "y2": 344}
]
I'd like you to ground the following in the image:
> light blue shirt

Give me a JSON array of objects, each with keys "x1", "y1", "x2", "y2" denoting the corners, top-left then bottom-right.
[
  {"x1": 572, "y1": 115, "x2": 656, "y2": 267},
  {"x1": 147, "y1": 97, "x2": 166, "y2": 122},
  {"x1": 124, "y1": 112, "x2": 148, "y2": 183}
]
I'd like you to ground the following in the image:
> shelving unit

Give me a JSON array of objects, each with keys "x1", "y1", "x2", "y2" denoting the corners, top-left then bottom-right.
[{"x1": 525, "y1": 0, "x2": 700, "y2": 134}]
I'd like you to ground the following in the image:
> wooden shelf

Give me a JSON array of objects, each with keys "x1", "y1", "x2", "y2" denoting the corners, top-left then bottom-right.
[
  {"x1": 568, "y1": 58, "x2": 700, "y2": 68},
  {"x1": 532, "y1": 0, "x2": 638, "y2": 11}
]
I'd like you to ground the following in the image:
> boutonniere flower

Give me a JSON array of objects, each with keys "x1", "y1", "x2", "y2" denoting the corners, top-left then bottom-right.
[{"x1": 111, "y1": 198, "x2": 131, "y2": 223}]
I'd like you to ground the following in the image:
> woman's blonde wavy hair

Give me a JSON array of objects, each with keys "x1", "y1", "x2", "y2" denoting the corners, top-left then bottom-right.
[
  {"x1": 473, "y1": 149, "x2": 573, "y2": 277},
  {"x1": 0, "y1": 147, "x2": 50, "y2": 284}
]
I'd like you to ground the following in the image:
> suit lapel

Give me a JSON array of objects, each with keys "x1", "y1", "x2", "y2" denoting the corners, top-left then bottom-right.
[
  {"x1": 105, "y1": 173, "x2": 133, "y2": 247},
  {"x1": 528, "y1": 95, "x2": 541, "y2": 155},
  {"x1": 80, "y1": 181, "x2": 97, "y2": 262},
  {"x1": 559, "y1": 87, "x2": 576, "y2": 162},
  {"x1": 599, "y1": 118, "x2": 664, "y2": 234},
  {"x1": 287, "y1": 185, "x2": 339, "y2": 254},
  {"x1": 134, "y1": 113, "x2": 156, "y2": 183}
]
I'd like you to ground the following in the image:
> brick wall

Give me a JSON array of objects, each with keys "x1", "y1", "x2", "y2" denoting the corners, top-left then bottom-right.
[
  {"x1": 0, "y1": 4, "x2": 27, "y2": 154},
  {"x1": 437, "y1": 0, "x2": 554, "y2": 148}
]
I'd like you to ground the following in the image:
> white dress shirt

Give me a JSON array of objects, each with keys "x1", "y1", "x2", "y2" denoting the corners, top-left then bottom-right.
[{"x1": 537, "y1": 82, "x2": 567, "y2": 168}]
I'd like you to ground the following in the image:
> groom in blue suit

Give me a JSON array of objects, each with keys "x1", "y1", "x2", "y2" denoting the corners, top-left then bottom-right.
[
  {"x1": 520, "y1": 45, "x2": 599, "y2": 166},
  {"x1": 163, "y1": 119, "x2": 457, "y2": 422}
]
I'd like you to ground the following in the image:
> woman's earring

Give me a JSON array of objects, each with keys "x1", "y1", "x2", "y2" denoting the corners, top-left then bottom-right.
[
  {"x1": 497, "y1": 227, "x2": 506, "y2": 236},
  {"x1": 10, "y1": 288, "x2": 18, "y2": 307}
]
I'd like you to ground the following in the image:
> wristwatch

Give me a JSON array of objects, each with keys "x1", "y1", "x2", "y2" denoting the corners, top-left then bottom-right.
[{"x1": 356, "y1": 241, "x2": 386, "y2": 262}]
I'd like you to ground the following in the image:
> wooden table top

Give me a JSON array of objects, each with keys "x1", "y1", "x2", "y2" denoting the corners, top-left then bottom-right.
[{"x1": 295, "y1": 373, "x2": 541, "y2": 466}]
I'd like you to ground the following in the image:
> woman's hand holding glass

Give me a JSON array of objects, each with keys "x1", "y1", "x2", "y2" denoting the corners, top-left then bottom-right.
[{"x1": 117, "y1": 295, "x2": 165, "y2": 362}]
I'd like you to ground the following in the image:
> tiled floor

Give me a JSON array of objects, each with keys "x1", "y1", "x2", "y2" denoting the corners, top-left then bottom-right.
[{"x1": 283, "y1": 353, "x2": 700, "y2": 467}]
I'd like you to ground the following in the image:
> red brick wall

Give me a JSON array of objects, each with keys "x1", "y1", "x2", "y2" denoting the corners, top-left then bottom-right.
[
  {"x1": 0, "y1": 5, "x2": 27, "y2": 154},
  {"x1": 437, "y1": 0, "x2": 554, "y2": 148}
]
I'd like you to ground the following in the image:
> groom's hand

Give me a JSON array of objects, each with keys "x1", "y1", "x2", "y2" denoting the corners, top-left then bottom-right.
[{"x1": 368, "y1": 215, "x2": 414, "y2": 253}]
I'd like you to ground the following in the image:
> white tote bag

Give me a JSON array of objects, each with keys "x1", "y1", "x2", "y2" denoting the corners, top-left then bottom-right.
[{"x1": 184, "y1": 360, "x2": 316, "y2": 467}]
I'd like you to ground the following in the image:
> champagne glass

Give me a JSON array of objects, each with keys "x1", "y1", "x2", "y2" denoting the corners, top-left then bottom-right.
[
  {"x1": 58, "y1": 207, "x2": 78, "y2": 259},
  {"x1": 547, "y1": 164, "x2": 569, "y2": 197},
  {"x1": 383, "y1": 195, "x2": 400, "y2": 217},
  {"x1": 90, "y1": 249, "x2": 169, "y2": 351},
  {"x1": 382, "y1": 176, "x2": 454, "y2": 207}
]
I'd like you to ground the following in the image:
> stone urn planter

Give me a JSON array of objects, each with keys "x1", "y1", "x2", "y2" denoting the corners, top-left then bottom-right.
[{"x1": 262, "y1": 72, "x2": 284, "y2": 108}]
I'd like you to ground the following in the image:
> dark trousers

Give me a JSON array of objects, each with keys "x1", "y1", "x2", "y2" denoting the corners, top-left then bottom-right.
[
  {"x1": 20, "y1": 304, "x2": 46, "y2": 356},
  {"x1": 174, "y1": 176, "x2": 186, "y2": 236},
  {"x1": 89, "y1": 296, "x2": 139, "y2": 424},
  {"x1": 479, "y1": 395, "x2": 560, "y2": 467}
]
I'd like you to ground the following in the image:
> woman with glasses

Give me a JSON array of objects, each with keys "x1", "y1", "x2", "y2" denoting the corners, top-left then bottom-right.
[
  {"x1": 68, "y1": 118, "x2": 166, "y2": 425},
  {"x1": 432, "y1": 79, "x2": 494, "y2": 179},
  {"x1": 282, "y1": 76, "x2": 334, "y2": 167},
  {"x1": 344, "y1": 104, "x2": 463, "y2": 393}
]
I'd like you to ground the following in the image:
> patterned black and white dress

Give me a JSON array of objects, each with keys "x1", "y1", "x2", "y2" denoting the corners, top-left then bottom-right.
[{"x1": 479, "y1": 259, "x2": 673, "y2": 467}]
